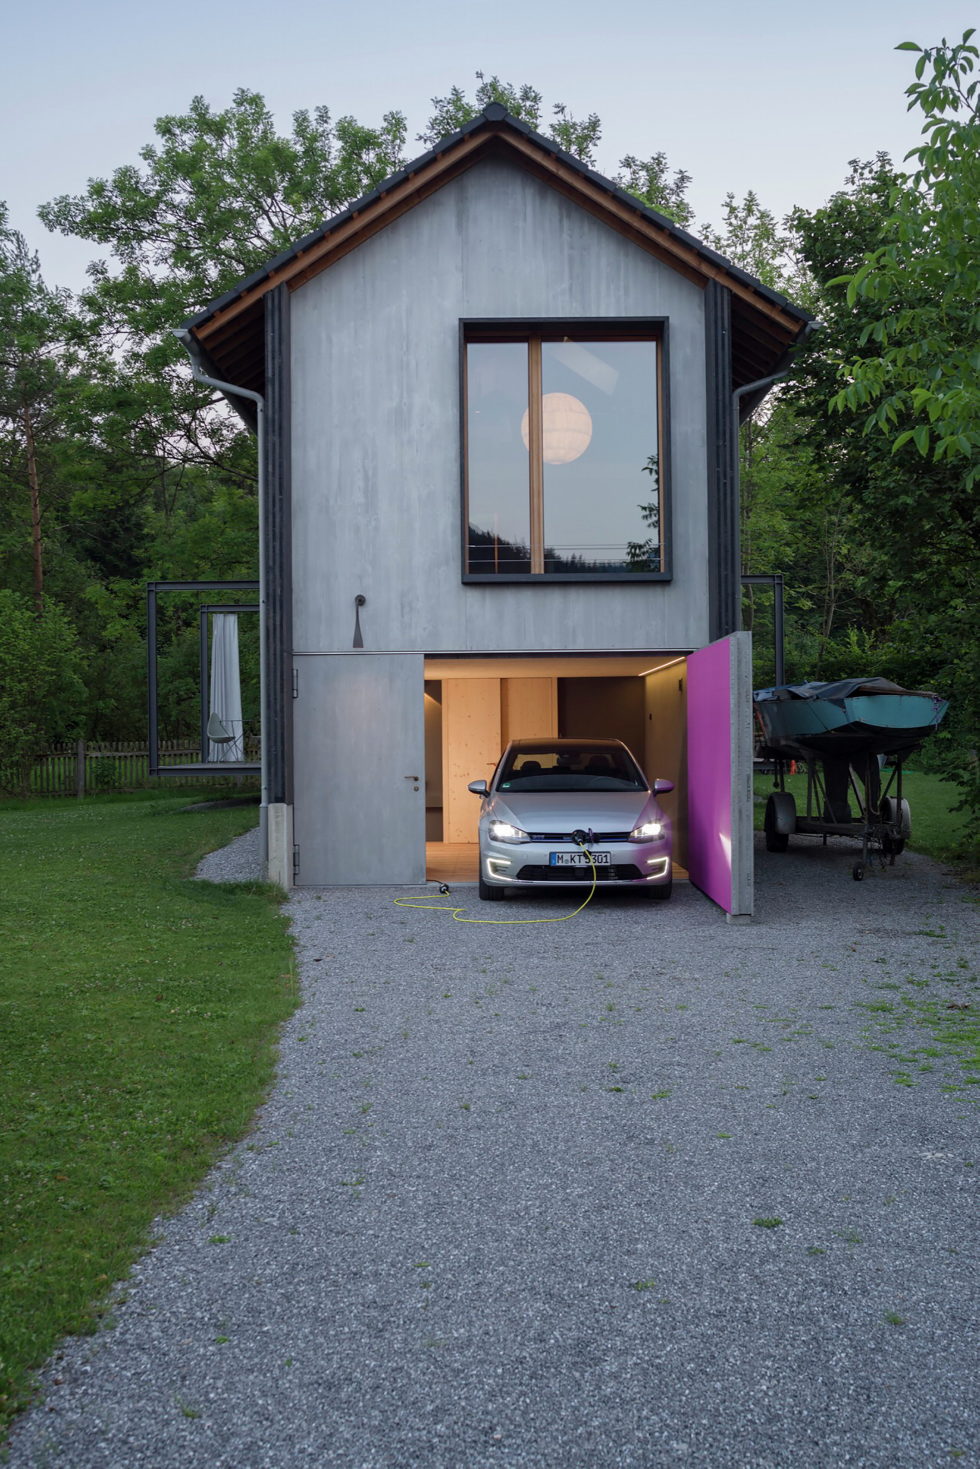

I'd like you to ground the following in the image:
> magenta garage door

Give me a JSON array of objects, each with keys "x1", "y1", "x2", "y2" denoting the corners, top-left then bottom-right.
[{"x1": 686, "y1": 632, "x2": 754, "y2": 918}]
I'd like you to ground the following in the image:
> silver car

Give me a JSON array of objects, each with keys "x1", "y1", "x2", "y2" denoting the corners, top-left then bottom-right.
[{"x1": 468, "y1": 738, "x2": 673, "y2": 901}]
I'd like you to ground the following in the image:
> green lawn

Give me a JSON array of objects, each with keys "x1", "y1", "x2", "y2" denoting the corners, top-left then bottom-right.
[
  {"x1": 754, "y1": 767, "x2": 975, "y2": 867},
  {"x1": 0, "y1": 793, "x2": 297, "y2": 1430}
]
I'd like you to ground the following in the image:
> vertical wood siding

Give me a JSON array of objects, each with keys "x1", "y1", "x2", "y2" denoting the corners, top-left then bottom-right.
[{"x1": 289, "y1": 156, "x2": 710, "y2": 659}]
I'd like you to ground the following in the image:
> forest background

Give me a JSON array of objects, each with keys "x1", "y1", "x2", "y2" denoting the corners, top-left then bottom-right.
[{"x1": 0, "y1": 35, "x2": 976, "y2": 818}]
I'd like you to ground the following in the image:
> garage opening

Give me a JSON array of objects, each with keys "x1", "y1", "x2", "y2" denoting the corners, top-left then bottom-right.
[{"x1": 423, "y1": 654, "x2": 688, "y2": 884}]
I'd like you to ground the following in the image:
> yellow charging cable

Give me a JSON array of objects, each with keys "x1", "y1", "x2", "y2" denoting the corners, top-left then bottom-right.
[{"x1": 393, "y1": 840, "x2": 598, "y2": 925}]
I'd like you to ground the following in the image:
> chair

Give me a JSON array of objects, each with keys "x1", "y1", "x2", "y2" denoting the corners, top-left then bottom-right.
[{"x1": 207, "y1": 712, "x2": 236, "y2": 744}]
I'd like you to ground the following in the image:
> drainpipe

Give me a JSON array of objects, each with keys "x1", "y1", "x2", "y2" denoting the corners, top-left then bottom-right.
[
  {"x1": 733, "y1": 320, "x2": 819, "y2": 416},
  {"x1": 732, "y1": 332, "x2": 817, "y2": 683},
  {"x1": 173, "y1": 329, "x2": 269, "y2": 870},
  {"x1": 730, "y1": 372, "x2": 787, "y2": 683},
  {"x1": 733, "y1": 368, "x2": 788, "y2": 415}
]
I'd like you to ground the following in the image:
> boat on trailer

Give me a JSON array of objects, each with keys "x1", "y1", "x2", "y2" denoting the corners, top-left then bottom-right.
[{"x1": 753, "y1": 677, "x2": 948, "y2": 880}]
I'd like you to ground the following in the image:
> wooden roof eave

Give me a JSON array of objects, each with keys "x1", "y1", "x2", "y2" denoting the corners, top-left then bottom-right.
[
  {"x1": 184, "y1": 110, "x2": 812, "y2": 399},
  {"x1": 190, "y1": 120, "x2": 806, "y2": 353},
  {"x1": 192, "y1": 130, "x2": 492, "y2": 354},
  {"x1": 499, "y1": 133, "x2": 803, "y2": 336}
]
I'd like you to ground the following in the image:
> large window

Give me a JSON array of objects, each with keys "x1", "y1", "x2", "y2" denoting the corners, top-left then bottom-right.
[{"x1": 463, "y1": 322, "x2": 667, "y2": 580}]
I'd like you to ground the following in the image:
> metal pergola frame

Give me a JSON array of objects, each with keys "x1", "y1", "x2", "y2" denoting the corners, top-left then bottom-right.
[
  {"x1": 147, "y1": 580, "x2": 260, "y2": 776},
  {"x1": 741, "y1": 573, "x2": 785, "y2": 687}
]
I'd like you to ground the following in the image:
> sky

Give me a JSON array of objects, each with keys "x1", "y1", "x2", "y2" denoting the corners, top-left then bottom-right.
[{"x1": 1, "y1": 0, "x2": 976, "y2": 294}]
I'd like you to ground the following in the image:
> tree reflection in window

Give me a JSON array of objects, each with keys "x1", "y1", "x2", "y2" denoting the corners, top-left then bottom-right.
[
  {"x1": 465, "y1": 332, "x2": 663, "y2": 577},
  {"x1": 625, "y1": 456, "x2": 661, "y2": 572}
]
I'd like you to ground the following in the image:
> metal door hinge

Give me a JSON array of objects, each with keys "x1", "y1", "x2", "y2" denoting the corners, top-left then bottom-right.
[
  {"x1": 292, "y1": 668, "x2": 299, "y2": 699},
  {"x1": 292, "y1": 844, "x2": 300, "y2": 877}
]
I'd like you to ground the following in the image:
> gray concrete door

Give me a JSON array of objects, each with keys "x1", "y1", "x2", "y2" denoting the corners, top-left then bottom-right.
[{"x1": 292, "y1": 653, "x2": 426, "y2": 885}]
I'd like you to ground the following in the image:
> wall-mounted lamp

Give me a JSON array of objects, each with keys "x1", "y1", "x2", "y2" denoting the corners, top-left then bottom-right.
[{"x1": 353, "y1": 593, "x2": 366, "y2": 649}]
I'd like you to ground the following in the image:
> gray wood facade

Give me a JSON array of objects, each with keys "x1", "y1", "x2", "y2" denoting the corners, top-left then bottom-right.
[{"x1": 290, "y1": 158, "x2": 711, "y2": 658}]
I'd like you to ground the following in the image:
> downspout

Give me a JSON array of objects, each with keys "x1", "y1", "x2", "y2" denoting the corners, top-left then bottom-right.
[
  {"x1": 731, "y1": 371, "x2": 787, "y2": 688},
  {"x1": 173, "y1": 329, "x2": 269, "y2": 869},
  {"x1": 732, "y1": 318, "x2": 819, "y2": 682},
  {"x1": 733, "y1": 368, "x2": 788, "y2": 415},
  {"x1": 733, "y1": 320, "x2": 819, "y2": 416}
]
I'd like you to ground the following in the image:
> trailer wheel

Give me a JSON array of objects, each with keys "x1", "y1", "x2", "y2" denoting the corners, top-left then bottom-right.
[
  {"x1": 880, "y1": 797, "x2": 911, "y2": 856},
  {"x1": 764, "y1": 792, "x2": 796, "y2": 852}
]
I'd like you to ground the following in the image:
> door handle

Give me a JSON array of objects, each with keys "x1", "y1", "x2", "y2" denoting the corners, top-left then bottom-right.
[{"x1": 404, "y1": 774, "x2": 420, "y2": 791}]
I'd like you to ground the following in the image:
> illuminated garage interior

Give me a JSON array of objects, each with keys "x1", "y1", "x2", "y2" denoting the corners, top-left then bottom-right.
[{"x1": 423, "y1": 653, "x2": 688, "y2": 884}]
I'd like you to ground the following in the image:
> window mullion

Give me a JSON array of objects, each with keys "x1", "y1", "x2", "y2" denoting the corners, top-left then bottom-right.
[{"x1": 528, "y1": 338, "x2": 544, "y2": 574}]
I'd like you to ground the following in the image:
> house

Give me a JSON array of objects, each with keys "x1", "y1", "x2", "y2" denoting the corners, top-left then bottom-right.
[{"x1": 176, "y1": 104, "x2": 812, "y2": 916}]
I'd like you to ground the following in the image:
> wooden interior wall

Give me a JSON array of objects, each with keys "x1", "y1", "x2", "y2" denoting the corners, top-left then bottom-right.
[
  {"x1": 644, "y1": 664, "x2": 688, "y2": 866},
  {"x1": 441, "y1": 678, "x2": 501, "y2": 842},
  {"x1": 441, "y1": 675, "x2": 558, "y2": 841},
  {"x1": 501, "y1": 677, "x2": 557, "y2": 745}
]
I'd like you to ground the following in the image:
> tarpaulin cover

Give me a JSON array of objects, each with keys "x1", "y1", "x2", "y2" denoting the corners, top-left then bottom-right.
[{"x1": 754, "y1": 677, "x2": 938, "y2": 705}]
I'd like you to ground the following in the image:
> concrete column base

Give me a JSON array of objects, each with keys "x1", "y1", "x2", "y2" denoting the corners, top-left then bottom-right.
[{"x1": 267, "y1": 802, "x2": 294, "y2": 890}]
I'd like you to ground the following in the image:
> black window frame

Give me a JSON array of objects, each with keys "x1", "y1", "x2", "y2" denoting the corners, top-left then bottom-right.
[{"x1": 460, "y1": 317, "x2": 671, "y2": 584}]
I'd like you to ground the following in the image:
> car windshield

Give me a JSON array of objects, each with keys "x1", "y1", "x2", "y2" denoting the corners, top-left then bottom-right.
[{"x1": 496, "y1": 745, "x2": 646, "y2": 793}]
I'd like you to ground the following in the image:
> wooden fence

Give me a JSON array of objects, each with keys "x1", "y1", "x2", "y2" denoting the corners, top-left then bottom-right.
[{"x1": 9, "y1": 739, "x2": 262, "y2": 798}]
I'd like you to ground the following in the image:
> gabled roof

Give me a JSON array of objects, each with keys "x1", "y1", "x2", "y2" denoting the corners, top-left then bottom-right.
[{"x1": 180, "y1": 104, "x2": 812, "y2": 397}]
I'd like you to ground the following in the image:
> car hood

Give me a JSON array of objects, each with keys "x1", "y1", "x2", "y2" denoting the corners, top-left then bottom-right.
[{"x1": 494, "y1": 790, "x2": 655, "y2": 832}]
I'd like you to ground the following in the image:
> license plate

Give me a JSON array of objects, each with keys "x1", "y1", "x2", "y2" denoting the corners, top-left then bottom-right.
[{"x1": 549, "y1": 851, "x2": 612, "y2": 866}]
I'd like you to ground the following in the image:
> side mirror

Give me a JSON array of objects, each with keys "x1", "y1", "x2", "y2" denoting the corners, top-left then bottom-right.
[
  {"x1": 654, "y1": 778, "x2": 674, "y2": 794},
  {"x1": 467, "y1": 780, "x2": 489, "y2": 796}
]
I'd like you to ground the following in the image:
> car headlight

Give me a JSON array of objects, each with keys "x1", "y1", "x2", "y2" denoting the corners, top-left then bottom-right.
[
  {"x1": 488, "y1": 819, "x2": 529, "y2": 844},
  {"x1": 629, "y1": 820, "x2": 664, "y2": 842}
]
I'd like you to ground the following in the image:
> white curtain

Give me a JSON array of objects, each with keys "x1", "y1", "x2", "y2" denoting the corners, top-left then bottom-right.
[{"x1": 208, "y1": 613, "x2": 244, "y2": 761}]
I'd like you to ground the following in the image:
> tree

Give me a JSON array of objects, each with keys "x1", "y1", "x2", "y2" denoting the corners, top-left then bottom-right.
[
  {"x1": 830, "y1": 31, "x2": 980, "y2": 484},
  {"x1": 0, "y1": 590, "x2": 86, "y2": 793},
  {"x1": 614, "y1": 154, "x2": 693, "y2": 229},
  {"x1": 37, "y1": 92, "x2": 414, "y2": 497},
  {"x1": 419, "y1": 73, "x2": 602, "y2": 164},
  {"x1": 0, "y1": 207, "x2": 79, "y2": 611},
  {"x1": 421, "y1": 74, "x2": 696, "y2": 225},
  {"x1": 786, "y1": 151, "x2": 979, "y2": 818},
  {"x1": 700, "y1": 190, "x2": 802, "y2": 297},
  {"x1": 41, "y1": 90, "x2": 409, "y2": 316}
]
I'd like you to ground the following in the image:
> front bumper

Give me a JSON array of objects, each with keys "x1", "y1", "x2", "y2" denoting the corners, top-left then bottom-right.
[{"x1": 481, "y1": 838, "x2": 672, "y2": 888}]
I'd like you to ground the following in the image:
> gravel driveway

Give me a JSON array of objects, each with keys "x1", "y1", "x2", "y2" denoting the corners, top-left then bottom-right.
[{"x1": 6, "y1": 835, "x2": 978, "y2": 1467}]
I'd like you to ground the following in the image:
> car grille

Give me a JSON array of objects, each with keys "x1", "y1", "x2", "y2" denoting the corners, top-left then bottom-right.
[
  {"x1": 515, "y1": 864, "x2": 645, "y2": 882},
  {"x1": 528, "y1": 831, "x2": 632, "y2": 842}
]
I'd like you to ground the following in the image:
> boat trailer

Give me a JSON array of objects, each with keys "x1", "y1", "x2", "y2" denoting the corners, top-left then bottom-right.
[
  {"x1": 762, "y1": 751, "x2": 911, "y2": 881},
  {"x1": 753, "y1": 677, "x2": 947, "y2": 881}
]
